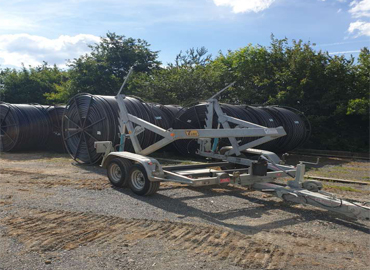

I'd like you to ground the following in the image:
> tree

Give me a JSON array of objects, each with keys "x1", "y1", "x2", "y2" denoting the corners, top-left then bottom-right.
[
  {"x1": 1, "y1": 63, "x2": 67, "y2": 104},
  {"x1": 129, "y1": 37, "x2": 369, "y2": 151},
  {"x1": 47, "y1": 32, "x2": 161, "y2": 102},
  {"x1": 128, "y1": 47, "x2": 224, "y2": 105}
]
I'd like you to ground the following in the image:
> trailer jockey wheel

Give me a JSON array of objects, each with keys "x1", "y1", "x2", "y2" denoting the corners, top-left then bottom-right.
[
  {"x1": 107, "y1": 158, "x2": 132, "y2": 188},
  {"x1": 302, "y1": 180, "x2": 323, "y2": 192},
  {"x1": 128, "y1": 165, "x2": 160, "y2": 196}
]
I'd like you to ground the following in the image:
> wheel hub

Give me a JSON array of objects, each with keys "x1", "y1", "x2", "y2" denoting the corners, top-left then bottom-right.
[
  {"x1": 109, "y1": 163, "x2": 122, "y2": 182},
  {"x1": 131, "y1": 170, "x2": 145, "y2": 190}
]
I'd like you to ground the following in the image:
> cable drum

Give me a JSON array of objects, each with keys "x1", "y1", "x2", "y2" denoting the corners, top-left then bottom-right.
[
  {"x1": 162, "y1": 105, "x2": 183, "y2": 118},
  {"x1": 173, "y1": 103, "x2": 310, "y2": 156},
  {"x1": 261, "y1": 106, "x2": 309, "y2": 152},
  {"x1": 46, "y1": 105, "x2": 66, "y2": 152},
  {"x1": 62, "y1": 94, "x2": 179, "y2": 164},
  {"x1": 151, "y1": 105, "x2": 183, "y2": 132},
  {"x1": 172, "y1": 104, "x2": 212, "y2": 155},
  {"x1": 220, "y1": 104, "x2": 261, "y2": 147},
  {"x1": 62, "y1": 93, "x2": 310, "y2": 162},
  {"x1": 278, "y1": 105, "x2": 312, "y2": 148},
  {"x1": 0, "y1": 103, "x2": 52, "y2": 152},
  {"x1": 172, "y1": 103, "x2": 266, "y2": 155},
  {"x1": 155, "y1": 104, "x2": 183, "y2": 152},
  {"x1": 150, "y1": 105, "x2": 172, "y2": 141},
  {"x1": 62, "y1": 94, "x2": 118, "y2": 164},
  {"x1": 240, "y1": 106, "x2": 283, "y2": 152}
]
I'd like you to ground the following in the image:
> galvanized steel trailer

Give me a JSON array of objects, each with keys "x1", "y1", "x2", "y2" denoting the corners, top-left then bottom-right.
[{"x1": 95, "y1": 82, "x2": 370, "y2": 221}]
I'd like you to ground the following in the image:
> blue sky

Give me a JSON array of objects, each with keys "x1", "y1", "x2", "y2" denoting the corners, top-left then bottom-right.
[{"x1": 0, "y1": 0, "x2": 369, "y2": 68}]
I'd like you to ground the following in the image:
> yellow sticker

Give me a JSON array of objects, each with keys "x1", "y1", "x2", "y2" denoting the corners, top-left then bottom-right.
[{"x1": 185, "y1": 130, "x2": 199, "y2": 137}]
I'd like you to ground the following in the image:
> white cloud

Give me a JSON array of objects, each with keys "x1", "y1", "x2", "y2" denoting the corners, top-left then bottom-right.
[
  {"x1": 345, "y1": 0, "x2": 370, "y2": 36},
  {"x1": 349, "y1": 0, "x2": 370, "y2": 17},
  {"x1": 329, "y1": 50, "x2": 361, "y2": 54},
  {"x1": 348, "y1": 20, "x2": 370, "y2": 36},
  {"x1": 0, "y1": 34, "x2": 100, "y2": 68},
  {"x1": 212, "y1": 0, "x2": 275, "y2": 13}
]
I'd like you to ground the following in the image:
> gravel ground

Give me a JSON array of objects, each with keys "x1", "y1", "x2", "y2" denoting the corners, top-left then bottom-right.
[{"x1": 0, "y1": 152, "x2": 369, "y2": 270}]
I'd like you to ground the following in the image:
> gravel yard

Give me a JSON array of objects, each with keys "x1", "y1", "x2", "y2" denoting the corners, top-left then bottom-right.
[{"x1": 0, "y1": 152, "x2": 369, "y2": 270}]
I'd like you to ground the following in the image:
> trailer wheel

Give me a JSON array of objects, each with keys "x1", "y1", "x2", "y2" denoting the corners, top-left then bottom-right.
[
  {"x1": 107, "y1": 158, "x2": 131, "y2": 188},
  {"x1": 302, "y1": 180, "x2": 323, "y2": 192},
  {"x1": 128, "y1": 165, "x2": 160, "y2": 196}
]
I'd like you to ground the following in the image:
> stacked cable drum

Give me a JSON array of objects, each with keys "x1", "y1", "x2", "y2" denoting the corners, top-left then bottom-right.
[
  {"x1": 46, "y1": 105, "x2": 66, "y2": 152},
  {"x1": 172, "y1": 104, "x2": 310, "y2": 155},
  {"x1": 0, "y1": 103, "x2": 51, "y2": 152},
  {"x1": 62, "y1": 95, "x2": 118, "y2": 164},
  {"x1": 261, "y1": 106, "x2": 310, "y2": 152},
  {"x1": 62, "y1": 94, "x2": 181, "y2": 164}
]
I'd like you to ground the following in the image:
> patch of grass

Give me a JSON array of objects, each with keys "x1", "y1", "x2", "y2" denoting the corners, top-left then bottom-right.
[
  {"x1": 323, "y1": 184, "x2": 363, "y2": 193},
  {"x1": 333, "y1": 166, "x2": 368, "y2": 172}
]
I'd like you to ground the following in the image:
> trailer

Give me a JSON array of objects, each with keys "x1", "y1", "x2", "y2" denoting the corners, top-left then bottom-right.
[{"x1": 94, "y1": 81, "x2": 370, "y2": 221}]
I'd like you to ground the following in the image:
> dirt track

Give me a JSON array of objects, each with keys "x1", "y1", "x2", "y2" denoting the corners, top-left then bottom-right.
[{"x1": 0, "y1": 152, "x2": 369, "y2": 270}]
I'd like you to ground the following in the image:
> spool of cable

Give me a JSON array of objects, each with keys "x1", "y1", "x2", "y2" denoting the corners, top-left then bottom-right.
[
  {"x1": 173, "y1": 103, "x2": 310, "y2": 155},
  {"x1": 262, "y1": 106, "x2": 309, "y2": 152},
  {"x1": 46, "y1": 105, "x2": 66, "y2": 152},
  {"x1": 172, "y1": 104, "x2": 210, "y2": 155},
  {"x1": 162, "y1": 105, "x2": 183, "y2": 117},
  {"x1": 62, "y1": 94, "x2": 118, "y2": 164},
  {"x1": 220, "y1": 104, "x2": 261, "y2": 147},
  {"x1": 239, "y1": 106, "x2": 282, "y2": 152},
  {"x1": 62, "y1": 94, "x2": 178, "y2": 164},
  {"x1": 0, "y1": 103, "x2": 51, "y2": 152}
]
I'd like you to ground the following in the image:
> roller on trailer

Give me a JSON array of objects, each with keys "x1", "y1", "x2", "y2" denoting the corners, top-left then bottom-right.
[{"x1": 95, "y1": 72, "x2": 370, "y2": 221}]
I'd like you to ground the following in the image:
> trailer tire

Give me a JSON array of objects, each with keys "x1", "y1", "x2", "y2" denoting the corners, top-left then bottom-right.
[
  {"x1": 129, "y1": 165, "x2": 160, "y2": 196},
  {"x1": 302, "y1": 180, "x2": 322, "y2": 192},
  {"x1": 107, "y1": 158, "x2": 131, "y2": 188}
]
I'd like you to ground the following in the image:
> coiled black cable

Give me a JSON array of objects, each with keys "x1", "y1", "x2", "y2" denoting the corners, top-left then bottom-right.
[
  {"x1": 0, "y1": 103, "x2": 52, "y2": 152},
  {"x1": 46, "y1": 105, "x2": 66, "y2": 152},
  {"x1": 62, "y1": 94, "x2": 118, "y2": 164},
  {"x1": 173, "y1": 103, "x2": 310, "y2": 156},
  {"x1": 262, "y1": 106, "x2": 308, "y2": 152},
  {"x1": 1, "y1": 97, "x2": 309, "y2": 159},
  {"x1": 241, "y1": 106, "x2": 283, "y2": 152},
  {"x1": 62, "y1": 94, "x2": 179, "y2": 164},
  {"x1": 172, "y1": 104, "x2": 211, "y2": 155}
]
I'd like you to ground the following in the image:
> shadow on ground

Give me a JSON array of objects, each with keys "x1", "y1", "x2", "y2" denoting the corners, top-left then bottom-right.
[
  {"x1": 71, "y1": 152, "x2": 370, "y2": 234},
  {"x1": 112, "y1": 184, "x2": 370, "y2": 236}
]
